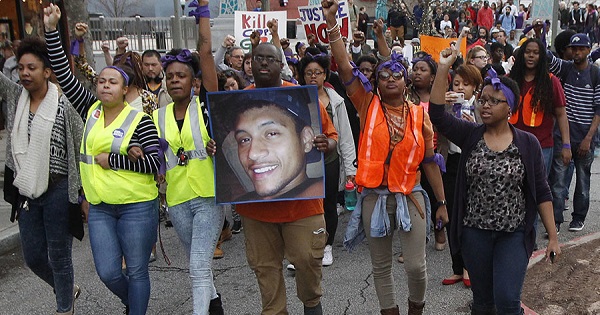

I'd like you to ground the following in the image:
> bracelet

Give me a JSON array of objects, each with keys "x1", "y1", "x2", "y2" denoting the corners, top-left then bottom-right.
[
  {"x1": 326, "y1": 22, "x2": 340, "y2": 33},
  {"x1": 562, "y1": 143, "x2": 571, "y2": 149},
  {"x1": 329, "y1": 36, "x2": 342, "y2": 44}
]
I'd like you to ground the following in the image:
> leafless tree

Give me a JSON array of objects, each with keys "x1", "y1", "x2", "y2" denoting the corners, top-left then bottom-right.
[{"x1": 89, "y1": 0, "x2": 142, "y2": 17}]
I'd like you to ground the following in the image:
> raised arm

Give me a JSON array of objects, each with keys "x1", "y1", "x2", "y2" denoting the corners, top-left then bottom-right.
[
  {"x1": 373, "y1": 19, "x2": 391, "y2": 58},
  {"x1": 43, "y1": 3, "x2": 97, "y2": 118},
  {"x1": 267, "y1": 19, "x2": 293, "y2": 80},
  {"x1": 215, "y1": 35, "x2": 234, "y2": 72},
  {"x1": 322, "y1": 0, "x2": 361, "y2": 95},
  {"x1": 196, "y1": 0, "x2": 217, "y2": 92}
]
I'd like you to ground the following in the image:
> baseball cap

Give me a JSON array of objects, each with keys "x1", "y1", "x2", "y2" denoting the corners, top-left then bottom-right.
[{"x1": 568, "y1": 33, "x2": 591, "y2": 48}]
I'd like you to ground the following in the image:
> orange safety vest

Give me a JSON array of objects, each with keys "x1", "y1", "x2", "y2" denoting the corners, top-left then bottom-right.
[
  {"x1": 356, "y1": 96, "x2": 425, "y2": 194},
  {"x1": 509, "y1": 75, "x2": 552, "y2": 127}
]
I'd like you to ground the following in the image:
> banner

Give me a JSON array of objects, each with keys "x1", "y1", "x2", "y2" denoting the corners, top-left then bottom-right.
[
  {"x1": 419, "y1": 35, "x2": 467, "y2": 62},
  {"x1": 297, "y1": 1, "x2": 350, "y2": 44},
  {"x1": 234, "y1": 11, "x2": 288, "y2": 53},
  {"x1": 207, "y1": 86, "x2": 325, "y2": 205}
]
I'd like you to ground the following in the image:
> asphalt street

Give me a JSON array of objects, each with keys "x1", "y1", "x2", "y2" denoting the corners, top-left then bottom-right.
[{"x1": 0, "y1": 156, "x2": 598, "y2": 315}]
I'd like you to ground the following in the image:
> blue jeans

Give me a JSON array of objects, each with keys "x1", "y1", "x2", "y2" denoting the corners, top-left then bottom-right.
[
  {"x1": 88, "y1": 199, "x2": 158, "y2": 315},
  {"x1": 461, "y1": 227, "x2": 528, "y2": 315},
  {"x1": 18, "y1": 179, "x2": 74, "y2": 313},
  {"x1": 169, "y1": 197, "x2": 223, "y2": 315},
  {"x1": 550, "y1": 140, "x2": 595, "y2": 224}
]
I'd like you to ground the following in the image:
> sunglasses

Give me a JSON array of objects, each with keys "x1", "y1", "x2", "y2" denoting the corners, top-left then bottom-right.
[{"x1": 378, "y1": 71, "x2": 403, "y2": 81}]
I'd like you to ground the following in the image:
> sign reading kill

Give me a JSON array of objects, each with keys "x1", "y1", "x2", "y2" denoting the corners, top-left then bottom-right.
[
  {"x1": 298, "y1": 1, "x2": 350, "y2": 44},
  {"x1": 234, "y1": 11, "x2": 288, "y2": 53}
]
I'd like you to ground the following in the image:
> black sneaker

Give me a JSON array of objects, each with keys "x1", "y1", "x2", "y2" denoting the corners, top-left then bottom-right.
[
  {"x1": 231, "y1": 220, "x2": 242, "y2": 234},
  {"x1": 568, "y1": 220, "x2": 584, "y2": 232}
]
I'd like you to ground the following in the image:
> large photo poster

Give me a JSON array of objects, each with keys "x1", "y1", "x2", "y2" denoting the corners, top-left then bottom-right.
[{"x1": 207, "y1": 86, "x2": 324, "y2": 205}]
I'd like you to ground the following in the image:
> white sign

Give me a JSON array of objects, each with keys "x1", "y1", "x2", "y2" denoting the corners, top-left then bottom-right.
[
  {"x1": 297, "y1": 1, "x2": 350, "y2": 44},
  {"x1": 234, "y1": 11, "x2": 288, "y2": 53}
]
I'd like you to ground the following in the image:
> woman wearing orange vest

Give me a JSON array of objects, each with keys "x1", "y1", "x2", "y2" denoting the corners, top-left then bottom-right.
[
  {"x1": 508, "y1": 38, "x2": 571, "y2": 175},
  {"x1": 323, "y1": 2, "x2": 449, "y2": 314}
]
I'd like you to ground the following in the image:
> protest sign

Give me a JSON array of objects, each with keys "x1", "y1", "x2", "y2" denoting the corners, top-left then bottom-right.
[
  {"x1": 234, "y1": 11, "x2": 287, "y2": 52},
  {"x1": 297, "y1": 1, "x2": 350, "y2": 44},
  {"x1": 207, "y1": 86, "x2": 325, "y2": 204}
]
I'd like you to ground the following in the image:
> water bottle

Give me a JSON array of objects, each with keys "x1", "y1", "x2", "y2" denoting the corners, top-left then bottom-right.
[{"x1": 344, "y1": 181, "x2": 357, "y2": 211}]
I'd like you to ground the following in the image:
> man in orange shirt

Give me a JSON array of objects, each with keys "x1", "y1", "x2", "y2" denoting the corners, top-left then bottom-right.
[{"x1": 236, "y1": 42, "x2": 338, "y2": 315}]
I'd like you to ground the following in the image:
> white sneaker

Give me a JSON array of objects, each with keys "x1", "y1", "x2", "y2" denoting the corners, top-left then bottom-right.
[
  {"x1": 322, "y1": 245, "x2": 333, "y2": 266},
  {"x1": 286, "y1": 263, "x2": 296, "y2": 271}
]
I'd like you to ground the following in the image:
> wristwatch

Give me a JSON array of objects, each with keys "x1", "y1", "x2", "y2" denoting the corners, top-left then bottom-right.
[{"x1": 437, "y1": 200, "x2": 447, "y2": 208}]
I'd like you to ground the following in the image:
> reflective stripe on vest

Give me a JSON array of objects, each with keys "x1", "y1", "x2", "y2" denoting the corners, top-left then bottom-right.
[
  {"x1": 153, "y1": 97, "x2": 215, "y2": 206},
  {"x1": 356, "y1": 97, "x2": 425, "y2": 194},
  {"x1": 508, "y1": 76, "x2": 552, "y2": 127},
  {"x1": 80, "y1": 101, "x2": 157, "y2": 204},
  {"x1": 81, "y1": 102, "x2": 139, "y2": 165},
  {"x1": 156, "y1": 98, "x2": 207, "y2": 171}
]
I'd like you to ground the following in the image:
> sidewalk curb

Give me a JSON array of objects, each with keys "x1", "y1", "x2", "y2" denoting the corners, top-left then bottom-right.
[
  {"x1": 522, "y1": 231, "x2": 600, "y2": 315},
  {"x1": 0, "y1": 224, "x2": 19, "y2": 256}
]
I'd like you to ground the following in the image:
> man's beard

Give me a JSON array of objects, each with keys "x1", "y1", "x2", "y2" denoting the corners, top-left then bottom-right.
[{"x1": 146, "y1": 75, "x2": 162, "y2": 84}]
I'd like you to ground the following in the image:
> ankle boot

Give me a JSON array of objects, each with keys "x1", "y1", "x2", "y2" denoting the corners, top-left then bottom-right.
[
  {"x1": 209, "y1": 293, "x2": 224, "y2": 315},
  {"x1": 408, "y1": 299, "x2": 425, "y2": 315},
  {"x1": 380, "y1": 305, "x2": 400, "y2": 315},
  {"x1": 304, "y1": 302, "x2": 322, "y2": 315}
]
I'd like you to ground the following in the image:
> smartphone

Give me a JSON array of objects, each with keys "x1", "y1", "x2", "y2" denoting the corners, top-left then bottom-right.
[{"x1": 453, "y1": 92, "x2": 465, "y2": 104}]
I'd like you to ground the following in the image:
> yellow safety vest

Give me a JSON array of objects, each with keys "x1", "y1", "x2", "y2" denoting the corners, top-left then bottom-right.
[
  {"x1": 80, "y1": 101, "x2": 158, "y2": 205},
  {"x1": 153, "y1": 97, "x2": 215, "y2": 206}
]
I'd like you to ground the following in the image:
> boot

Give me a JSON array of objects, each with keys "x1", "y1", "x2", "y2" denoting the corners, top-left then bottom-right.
[
  {"x1": 380, "y1": 305, "x2": 400, "y2": 315},
  {"x1": 408, "y1": 299, "x2": 425, "y2": 315},
  {"x1": 209, "y1": 293, "x2": 224, "y2": 315},
  {"x1": 304, "y1": 302, "x2": 323, "y2": 315},
  {"x1": 213, "y1": 240, "x2": 224, "y2": 259}
]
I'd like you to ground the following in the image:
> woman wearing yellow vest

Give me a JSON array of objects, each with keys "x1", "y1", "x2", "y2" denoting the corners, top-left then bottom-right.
[
  {"x1": 44, "y1": 5, "x2": 160, "y2": 315},
  {"x1": 322, "y1": 1, "x2": 449, "y2": 314},
  {"x1": 150, "y1": 2, "x2": 224, "y2": 313}
]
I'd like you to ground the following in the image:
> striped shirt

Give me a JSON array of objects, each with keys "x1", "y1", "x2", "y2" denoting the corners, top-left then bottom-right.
[
  {"x1": 547, "y1": 51, "x2": 600, "y2": 143},
  {"x1": 46, "y1": 30, "x2": 160, "y2": 174}
]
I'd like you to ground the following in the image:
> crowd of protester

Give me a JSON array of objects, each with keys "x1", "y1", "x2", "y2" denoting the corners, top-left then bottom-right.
[{"x1": 1, "y1": 0, "x2": 600, "y2": 314}]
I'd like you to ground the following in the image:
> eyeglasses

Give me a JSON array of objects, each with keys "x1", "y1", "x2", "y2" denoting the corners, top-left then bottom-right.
[
  {"x1": 473, "y1": 55, "x2": 489, "y2": 60},
  {"x1": 253, "y1": 55, "x2": 281, "y2": 64},
  {"x1": 378, "y1": 71, "x2": 403, "y2": 81},
  {"x1": 359, "y1": 68, "x2": 374, "y2": 75},
  {"x1": 476, "y1": 97, "x2": 508, "y2": 107},
  {"x1": 305, "y1": 70, "x2": 325, "y2": 77}
]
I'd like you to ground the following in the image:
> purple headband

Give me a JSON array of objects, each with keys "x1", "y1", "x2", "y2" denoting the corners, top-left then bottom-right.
[
  {"x1": 188, "y1": 0, "x2": 210, "y2": 24},
  {"x1": 305, "y1": 52, "x2": 328, "y2": 60},
  {"x1": 103, "y1": 66, "x2": 130, "y2": 85},
  {"x1": 484, "y1": 67, "x2": 516, "y2": 111},
  {"x1": 344, "y1": 61, "x2": 373, "y2": 93},
  {"x1": 286, "y1": 56, "x2": 299, "y2": 65},
  {"x1": 411, "y1": 53, "x2": 437, "y2": 70},
  {"x1": 376, "y1": 51, "x2": 408, "y2": 82},
  {"x1": 161, "y1": 49, "x2": 193, "y2": 69}
]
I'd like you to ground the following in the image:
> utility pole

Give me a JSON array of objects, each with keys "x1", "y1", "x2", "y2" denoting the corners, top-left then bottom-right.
[{"x1": 172, "y1": 0, "x2": 183, "y2": 49}]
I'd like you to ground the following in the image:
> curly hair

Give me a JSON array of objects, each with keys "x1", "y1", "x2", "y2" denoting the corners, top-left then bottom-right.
[
  {"x1": 298, "y1": 47, "x2": 331, "y2": 85},
  {"x1": 16, "y1": 36, "x2": 50, "y2": 69},
  {"x1": 218, "y1": 70, "x2": 246, "y2": 91},
  {"x1": 509, "y1": 38, "x2": 554, "y2": 114}
]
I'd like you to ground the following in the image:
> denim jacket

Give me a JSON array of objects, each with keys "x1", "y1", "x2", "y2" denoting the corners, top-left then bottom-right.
[{"x1": 344, "y1": 185, "x2": 431, "y2": 252}]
